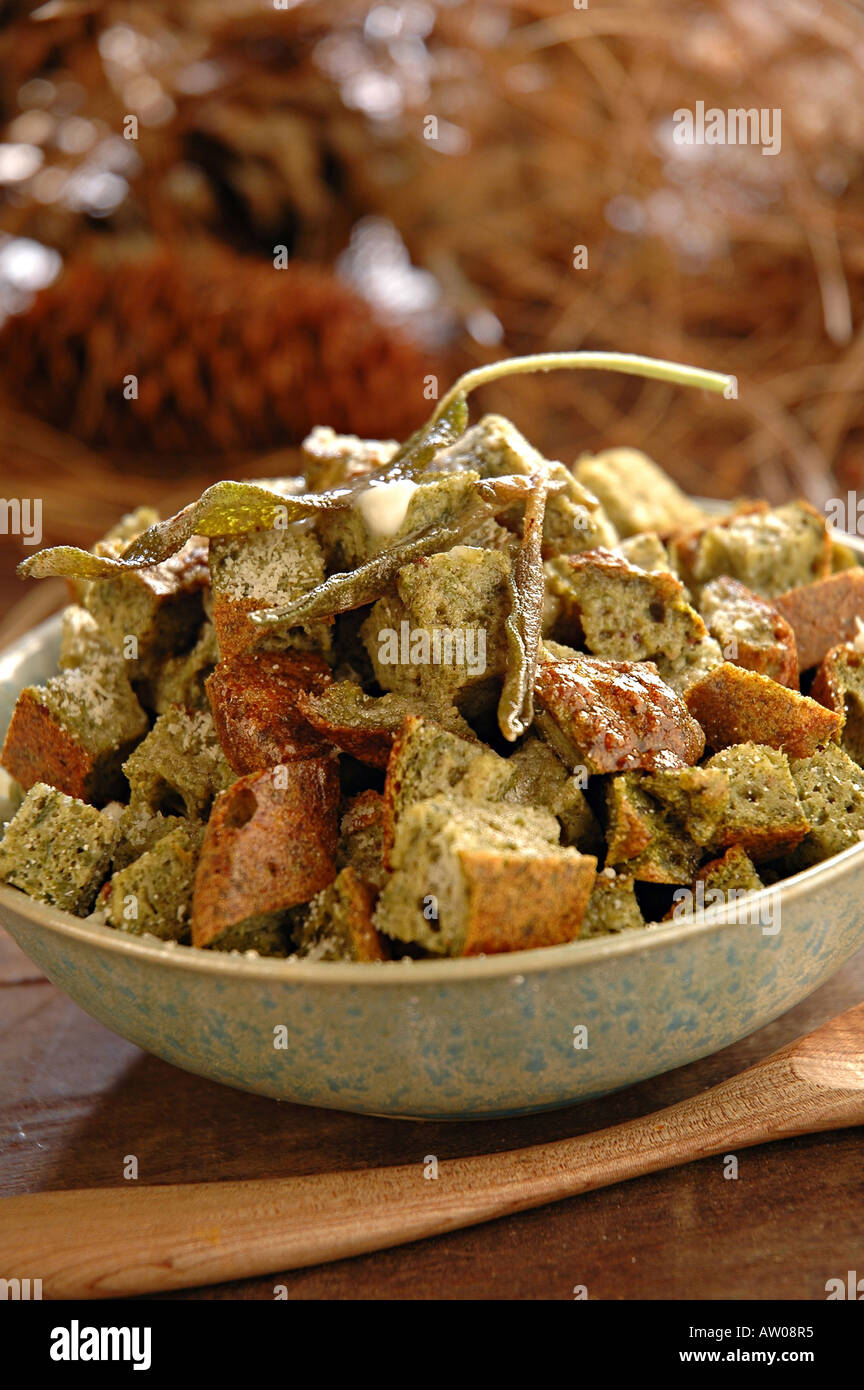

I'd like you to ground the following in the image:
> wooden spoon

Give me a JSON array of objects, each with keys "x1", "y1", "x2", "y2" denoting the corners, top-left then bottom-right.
[{"x1": 1, "y1": 1003, "x2": 862, "y2": 1299}]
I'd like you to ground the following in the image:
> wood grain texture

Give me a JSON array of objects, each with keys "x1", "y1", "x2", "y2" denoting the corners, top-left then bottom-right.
[
  {"x1": 1, "y1": 1004, "x2": 863, "y2": 1298},
  {"x1": 0, "y1": 928, "x2": 862, "y2": 1300}
]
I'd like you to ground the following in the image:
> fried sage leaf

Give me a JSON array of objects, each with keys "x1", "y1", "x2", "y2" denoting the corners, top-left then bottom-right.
[
  {"x1": 17, "y1": 480, "x2": 351, "y2": 580},
  {"x1": 498, "y1": 476, "x2": 550, "y2": 742},
  {"x1": 251, "y1": 523, "x2": 461, "y2": 629},
  {"x1": 387, "y1": 393, "x2": 468, "y2": 479},
  {"x1": 252, "y1": 498, "x2": 493, "y2": 630}
]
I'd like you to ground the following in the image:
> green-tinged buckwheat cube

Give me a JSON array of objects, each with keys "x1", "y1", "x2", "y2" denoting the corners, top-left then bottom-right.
[
  {"x1": 0, "y1": 657, "x2": 149, "y2": 804},
  {"x1": 59, "y1": 605, "x2": 113, "y2": 670},
  {"x1": 209, "y1": 525, "x2": 331, "y2": 659},
  {"x1": 123, "y1": 707, "x2": 235, "y2": 821},
  {"x1": 139, "y1": 621, "x2": 220, "y2": 715},
  {"x1": 373, "y1": 797, "x2": 596, "y2": 956},
  {"x1": 580, "y1": 868, "x2": 645, "y2": 938},
  {"x1": 113, "y1": 803, "x2": 189, "y2": 871},
  {"x1": 0, "y1": 782, "x2": 118, "y2": 915},
  {"x1": 84, "y1": 539, "x2": 209, "y2": 673},
  {"x1": 104, "y1": 823, "x2": 203, "y2": 941},
  {"x1": 362, "y1": 545, "x2": 511, "y2": 717}
]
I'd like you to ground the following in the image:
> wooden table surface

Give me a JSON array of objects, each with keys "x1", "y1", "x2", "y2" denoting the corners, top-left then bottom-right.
[
  {"x1": 0, "y1": 559, "x2": 862, "y2": 1301},
  {"x1": 0, "y1": 922, "x2": 861, "y2": 1301}
]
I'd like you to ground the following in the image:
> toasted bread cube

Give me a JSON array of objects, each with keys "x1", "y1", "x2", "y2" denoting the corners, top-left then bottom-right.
[
  {"x1": 674, "y1": 501, "x2": 831, "y2": 599},
  {"x1": 546, "y1": 548, "x2": 708, "y2": 663},
  {"x1": 338, "y1": 790, "x2": 387, "y2": 892},
  {"x1": 574, "y1": 447, "x2": 704, "y2": 538},
  {"x1": 295, "y1": 867, "x2": 390, "y2": 962},
  {"x1": 654, "y1": 633, "x2": 724, "y2": 696},
  {"x1": 297, "y1": 680, "x2": 474, "y2": 768},
  {"x1": 534, "y1": 649, "x2": 705, "y2": 774},
  {"x1": 0, "y1": 782, "x2": 118, "y2": 915},
  {"x1": 113, "y1": 803, "x2": 187, "y2": 871},
  {"x1": 699, "y1": 577, "x2": 798, "y2": 688},
  {"x1": 696, "y1": 845, "x2": 764, "y2": 895},
  {"x1": 59, "y1": 605, "x2": 113, "y2": 669},
  {"x1": 206, "y1": 650, "x2": 332, "y2": 774},
  {"x1": 703, "y1": 743, "x2": 808, "y2": 862},
  {"x1": 374, "y1": 798, "x2": 596, "y2": 956},
  {"x1": 191, "y1": 760, "x2": 339, "y2": 948},
  {"x1": 382, "y1": 716, "x2": 512, "y2": 863},
  {"x1": 810, "y1": 642, "x2": 864, "y2": 765},
  {"x1": 123, "y1": 707, "x2": 235, "y2": 821},
  {"x1": 434, "y1": 414, "x2": 618, "y2": 555},
  {"x1": 640, "y1": 765, "x2": 730, "y2": 846},
  {"x1": 772, "y1": 569, "x2": 864, "y2": 672},
  {"x1": 786, "y1": 744, "x2": 864, "y2": 869},
  {"x1": 499, "y1": 736, "x2": 603, "y2": 852},
  {"x1": 209, "y1": 524, "x2": 331, "y2": 659},
  {"x1": 685, "y1": 663, "x2": 841, "y2": 757},
  {"x1": 616, "y1": 532, "x2": 671, "y2": 573},
  {"x1": 541, "y1": 484, "x2": 618, "y2": 559},
  {"x1": 301, "y1": 426, "x2": 398, "y2": 493},
  {"x1": 1, "y1": 658, "x2": 149, "y2": 804},
  {"x1": 581, "y1": 868, "x2": 645, "y2": 938},
  {"x1": 362, "y1": 545, "x2": 512, "y2": 716},
  {"x1": 103, "y1": 823, "x2": 203, "y2": 941},
  {"x1": 84, "y1": 539, "x2": 209, "y2": 675},
  {"x1": 141, "y1": 621, "x2": 220, "y2": 715},
  {"x1": 666, "y1": 844, "x2": 766, "y2": 922},
  {"x1": 605, "y1": 775, "x2": 702, "y2": 883},
  {"x1": 431, "y1": 414, "x2": 549, "y2": 482},
  {"x1": 383, "y1": 719, "x2": 602, "y2": 863}
]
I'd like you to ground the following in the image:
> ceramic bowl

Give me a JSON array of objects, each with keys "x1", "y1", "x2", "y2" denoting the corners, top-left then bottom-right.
[{"x1": 1, "y1": 610, "x2": 863, "y2": 1120}]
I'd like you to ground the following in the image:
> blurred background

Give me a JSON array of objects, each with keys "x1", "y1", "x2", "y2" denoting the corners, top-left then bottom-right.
[{"x1": 0, "y1": 0, "x2": 863, "y2": 637}]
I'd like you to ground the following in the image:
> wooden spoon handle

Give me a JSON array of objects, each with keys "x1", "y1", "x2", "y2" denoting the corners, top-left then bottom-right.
[{"x1": 2, "y1": 1007, "x2": 863, "y2": 1298}]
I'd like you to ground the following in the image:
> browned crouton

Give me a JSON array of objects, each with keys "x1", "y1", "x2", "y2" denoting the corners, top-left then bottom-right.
[
  {"x1": 604, "y1": 775, "x2": 702, "y2": 883},
  {"x1": 534, "y1": 649, "x2": 705, "y2": 773},
  {"x1": 545, "y1": 547, "x2": 708, "y2": 663},
  {"x1": 1, "y1": 659, "x2": 148, "y2": 804},
  {"x1": 810, "y1": 642, "x2": 864, "y2": 765},
  {"x1": 337, "y1": 790, "x2": 387, "y2": 891},
  {"x1": 295, "y1": 867, "x2": 390, "y2": 962},
  {"x1": 773, "y1": 569, "x2": 864, "y2": 671},
  {"x1": 672, "y1": 501, "x2": 830, "y2": 599},
  {"x1": 699, "y1": 577, "x2": 798, "y2": 689},
  {"x1": 704, "y1": 743, "x2": 809, "y2": 862},
  {"x1": 191, "y1": 759, "x2": 339, "y2": 948},
  {"x1": 685, "y1": 663, "x2": 841, "y2": 757},
  {"x1": 206, "y1": 650, "x2": 332, "y2": 774},
  {"x1": 373, "y1": 798, "x2": 596, "y2": 955},
  {"x1": 84, "y1": 539, "x2": 209, "y2": 676},
  {"x1": 297, "y1": 680, "x2": 474, "y2": 768},
  {"x1": 209, "y1": 526, "x2": 331, "y2": 660}
]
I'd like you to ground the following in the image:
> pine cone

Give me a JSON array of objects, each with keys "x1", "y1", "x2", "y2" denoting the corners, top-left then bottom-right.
[{"x1": 0, "y1": 249, "x2": 438, "y2": 456}]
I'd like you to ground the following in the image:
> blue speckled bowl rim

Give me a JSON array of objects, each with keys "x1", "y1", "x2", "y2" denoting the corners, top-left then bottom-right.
[{"x1": 3, "y1": 520, "x2": 863, "y2": 989}]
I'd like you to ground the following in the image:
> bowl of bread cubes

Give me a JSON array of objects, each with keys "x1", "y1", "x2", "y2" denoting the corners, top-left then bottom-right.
[{"x1": 2, "y1": 353, "x2": 864, "y2": 1119}]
